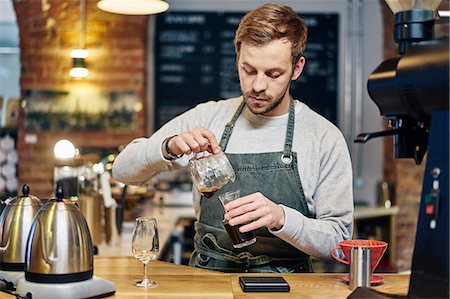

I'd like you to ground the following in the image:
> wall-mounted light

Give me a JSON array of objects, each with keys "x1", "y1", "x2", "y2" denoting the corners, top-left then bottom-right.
[
  {"x1": 69, "y1": 48, "x2": 89, "y2": 79},
  {"x1": 97, "y1": 0, "x2": 169, "y2": 15},
  {"x1": 53, "y1": 139, "x2": 77, "y2": 159}
]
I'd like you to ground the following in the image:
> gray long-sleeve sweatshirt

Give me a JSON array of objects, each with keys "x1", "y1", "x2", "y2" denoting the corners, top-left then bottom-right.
[{"x1": 112, "y1": 96, "x2": 354, "y2": 260}]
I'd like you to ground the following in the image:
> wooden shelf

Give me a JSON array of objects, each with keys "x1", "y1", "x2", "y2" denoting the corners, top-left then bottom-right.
[
  {"x1": 354, "y1": 206, "x2": 399, "y2": 220},
  {"x1": 354, "y1": 206, "x2": 399, "y2": 272}
]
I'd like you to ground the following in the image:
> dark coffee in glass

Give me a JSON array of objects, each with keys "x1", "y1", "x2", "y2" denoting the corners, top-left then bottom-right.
[
  {"x1": 219, "y1": 190, "x2": 257, "y2": 248},
  {"x1": 223, "y1": 220, "x2": 256, "y2": 249}
]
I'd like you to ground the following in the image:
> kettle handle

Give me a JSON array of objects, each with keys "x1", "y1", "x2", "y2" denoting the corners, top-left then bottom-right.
[
  {"x1": 0, "y1": 213, "x2": 10, "y2": 252},
  {"x1": 0, "y1": 238, "x2": 9, "y2": 252},
  {"x1": 37, "y1": 217, "x2": 58, "y2": 265}
]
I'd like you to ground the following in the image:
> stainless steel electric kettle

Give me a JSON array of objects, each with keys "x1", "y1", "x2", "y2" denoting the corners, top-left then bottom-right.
[
  {"x1": 24, "y1": 185, "x2": 94, "y2": 283},
  {"x1": 0, "y1": 184, "x2": 42, "y2": 271}
]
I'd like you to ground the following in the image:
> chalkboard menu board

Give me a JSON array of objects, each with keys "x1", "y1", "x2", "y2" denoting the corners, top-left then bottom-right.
[{"x1": 154, "y1": 11, "x2": 339, "y2": 129}]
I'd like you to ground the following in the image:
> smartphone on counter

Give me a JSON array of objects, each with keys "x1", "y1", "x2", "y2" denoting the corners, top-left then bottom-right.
[{"x1": 239, "y1": 276, "x2": 290, "y2": 292}]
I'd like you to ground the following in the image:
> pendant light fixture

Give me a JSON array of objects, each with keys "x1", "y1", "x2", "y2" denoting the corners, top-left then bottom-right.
[
  {"x1": 97, "y1": 0, "x2": 169, "y2": 15},
  {"x1": 70, "y1": 0, "x2": 89, "y2": 79}
]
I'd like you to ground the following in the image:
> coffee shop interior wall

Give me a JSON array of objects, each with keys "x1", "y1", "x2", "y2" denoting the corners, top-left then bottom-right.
[
  {"x1": 12, "y1": 0, "x2": 148, "y2": 197},
  {"x1": 6, "y1": 0, "x2": 450, "y2": 272}
]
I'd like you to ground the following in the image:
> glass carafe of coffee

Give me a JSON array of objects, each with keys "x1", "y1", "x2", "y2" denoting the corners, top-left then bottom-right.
[{"x1": 187, "y1": 152, "x2": 235, "y2": 198}]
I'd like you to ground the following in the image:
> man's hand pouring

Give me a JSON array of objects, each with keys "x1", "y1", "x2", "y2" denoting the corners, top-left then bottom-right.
[{"x1": 168, "y1": 127, "x2": 222, "y2": 156}]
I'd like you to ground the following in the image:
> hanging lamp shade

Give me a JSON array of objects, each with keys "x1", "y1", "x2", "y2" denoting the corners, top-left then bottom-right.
[{"x1": 97, "y1": 0, "x2": 169, "y2": 15}]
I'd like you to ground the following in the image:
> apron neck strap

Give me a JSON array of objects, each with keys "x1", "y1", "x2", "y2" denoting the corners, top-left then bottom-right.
[
  {"x1": 219, "y1": 99, "x2": 246, "y2": 150},
  {"x1": 219, "y1": 97, "x2": 296, "y2": 159},
  {"x1": 282, "y1": 97, "x2": 296, "y2": 163}
]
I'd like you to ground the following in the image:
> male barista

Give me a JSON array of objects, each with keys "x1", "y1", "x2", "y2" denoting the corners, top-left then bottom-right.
[{"x1": 113, "y1": 3, "x2": 354, "y2": 273}]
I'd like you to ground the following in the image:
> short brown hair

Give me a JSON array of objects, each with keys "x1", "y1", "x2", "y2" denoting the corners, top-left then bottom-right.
[{"x1": 234, "y1": 3, "x2": 308, "y2": 65}]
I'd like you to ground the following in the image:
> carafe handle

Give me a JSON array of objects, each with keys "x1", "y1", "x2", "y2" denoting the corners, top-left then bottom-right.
[{"x1": 330, "y1": 246, "x2": 349, "y2": 265}]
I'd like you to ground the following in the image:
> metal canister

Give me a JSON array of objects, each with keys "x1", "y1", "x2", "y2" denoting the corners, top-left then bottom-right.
[{"x1": 349, "y1": 247, "x2": 371, "y2": 290}]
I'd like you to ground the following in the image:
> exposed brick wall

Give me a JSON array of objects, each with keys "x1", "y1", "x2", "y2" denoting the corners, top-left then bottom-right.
[
  {"x1": 379, "y1": 0, "x2": 449, "y2": 271},
  {"x1": 13, "y1": 0, "x2": 148, "y2": 197}
]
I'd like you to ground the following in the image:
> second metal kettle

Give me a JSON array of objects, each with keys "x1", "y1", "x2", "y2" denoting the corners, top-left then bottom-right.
[
  {"x1": 24, "y1": 185, "x2": 94, "y2": 283},
  {"x1": 0, "y1": 184, "x2": 42, "y2": 271}
]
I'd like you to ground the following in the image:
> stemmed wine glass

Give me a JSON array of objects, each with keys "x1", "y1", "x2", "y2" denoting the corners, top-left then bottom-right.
[{"x1": 132, "y1": 217, "x2": 159, "y2": 288}]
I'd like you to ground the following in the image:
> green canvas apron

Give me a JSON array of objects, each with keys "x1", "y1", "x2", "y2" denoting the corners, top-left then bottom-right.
[{"x1": 189, "y1": 99, "x2": 313, "y2": 273}]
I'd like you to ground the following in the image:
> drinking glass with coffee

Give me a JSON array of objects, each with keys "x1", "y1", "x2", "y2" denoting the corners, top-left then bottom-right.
[{"x1": 219, "y1": 190, "x2": 257, "y2": 248}]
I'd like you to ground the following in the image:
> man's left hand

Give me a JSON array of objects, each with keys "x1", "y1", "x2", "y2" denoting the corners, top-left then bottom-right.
[{"x1": 223, "y1": 192, "x2": 285, "y2": 232}]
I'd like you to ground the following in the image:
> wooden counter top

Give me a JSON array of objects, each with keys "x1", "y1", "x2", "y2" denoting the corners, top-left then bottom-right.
[
  {"x1": 1, "y1": 256, "x2": 410, "y2": 299},
  {"x1": 93, "y1": 256, "x2": 232, "y2": 299},
  {"x1": 97, "y1": 257, "x2": 410, "y2": 299}
]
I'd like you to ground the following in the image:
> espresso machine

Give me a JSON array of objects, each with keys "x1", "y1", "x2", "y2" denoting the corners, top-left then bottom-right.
[{"x1": 350, "y1": 0, "x2": 449, "y2": 298}]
